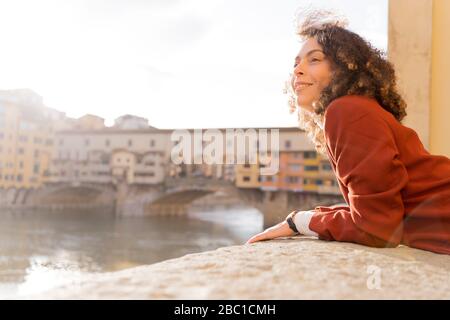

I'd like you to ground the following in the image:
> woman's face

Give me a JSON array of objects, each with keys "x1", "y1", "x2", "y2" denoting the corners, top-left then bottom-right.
[{"x1": 292, "y1": 37, "x2": 333, "y2": 112}]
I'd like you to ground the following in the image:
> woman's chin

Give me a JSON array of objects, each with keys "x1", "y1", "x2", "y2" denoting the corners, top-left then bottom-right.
[{"x1": 296, "y1": 100, "x2": 314, "y2": 112}]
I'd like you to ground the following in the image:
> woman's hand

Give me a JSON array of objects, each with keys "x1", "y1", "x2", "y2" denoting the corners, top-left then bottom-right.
[{"x1": 245, "y1": 219, "x2": 298, "y2": 244}]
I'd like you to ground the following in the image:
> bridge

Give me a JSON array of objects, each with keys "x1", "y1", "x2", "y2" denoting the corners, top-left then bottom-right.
[{"x1": 1, "y1": 178, "x2": 344, "y2": 228}]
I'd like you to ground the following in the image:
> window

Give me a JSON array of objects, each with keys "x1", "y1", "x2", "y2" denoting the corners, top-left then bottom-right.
[
  {"x1": 304, "y1": 165, "x2": 319, "y2": 171},
  {"x1": 128, "y1": 139, "x2": 133, "y2": 147},
  {"x1": 286, "y1": 176, "x2": 299, "y2": 183},
  {"x1": 243, "y1": 176, "x2": 251, "y2": 182},
  {"x1": 288, "y1": 164, "x2": 301, "y2": 171},
  {"x1": 105, "y1": 139, "x2": 110, "y2": 147},
  {"x1": 321, "y1": 163, "x2": 332, "y2": 171},
  {"x1": 303, "y1": 151, "x2": 317, "y2": 159},
  {"x1": 285, "y1": 140, "x2": 291, "y2": 149},
  {"x1": 101, "y1": 154, "x2": 109, "y2": 164},
  {"x1": 33, "y1": 163, "x2": 40, "y2": 174},
  {"x1": 150, "y1": 139, "x2": 155, "y2": 147},
  {"x1": 136, "y1": 172, "x2": 155, "y2": 177}
]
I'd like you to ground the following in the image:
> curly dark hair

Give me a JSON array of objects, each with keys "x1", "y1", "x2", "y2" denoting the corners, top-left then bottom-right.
[
  {"x1": 302, "y1": 26, "x2": 407, "y2": 121},
  {"x1": 286, "y1": 10, "x2": 407, "y2": 154}
]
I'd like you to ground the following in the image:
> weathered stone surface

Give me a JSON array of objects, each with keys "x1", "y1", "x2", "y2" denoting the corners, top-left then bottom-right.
[{"x1": 31, "y1": 237, "x2": 450, "y2": 299}]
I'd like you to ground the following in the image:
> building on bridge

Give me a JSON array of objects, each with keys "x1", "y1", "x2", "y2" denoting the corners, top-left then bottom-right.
[
  {"x1": 236, "y1": 128, "x2": 341, "y2": 195},
  {"x1": 48, "y1": 127, "x2": 172, "y2": 186},
  {"x1": 48, "y1": 125, "x2": 341, "y2": 194}
]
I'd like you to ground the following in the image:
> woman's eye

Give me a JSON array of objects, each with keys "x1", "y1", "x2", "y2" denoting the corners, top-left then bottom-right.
[{"x1": 311, "y1": 58, "x2": 320, "y2": 62}]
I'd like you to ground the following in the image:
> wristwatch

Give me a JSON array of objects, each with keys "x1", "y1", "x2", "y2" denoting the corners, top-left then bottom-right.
[{"x1": 286, "y1": 210, "x2": 300, "y2": 234}]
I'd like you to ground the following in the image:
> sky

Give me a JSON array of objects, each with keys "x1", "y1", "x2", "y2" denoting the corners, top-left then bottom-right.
[{"x1": 0, "y1": 0, "x2": 388, "y2": 128}]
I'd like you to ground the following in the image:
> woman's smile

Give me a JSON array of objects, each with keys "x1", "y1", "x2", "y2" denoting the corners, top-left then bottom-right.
[{"x1": 294, "y1": 82, "x2": 314, "y2": 92}]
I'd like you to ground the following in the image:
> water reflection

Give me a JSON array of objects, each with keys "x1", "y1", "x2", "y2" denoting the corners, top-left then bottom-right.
[{"x1": 0, "y1": 208, "x2": 263, "y2": 298}]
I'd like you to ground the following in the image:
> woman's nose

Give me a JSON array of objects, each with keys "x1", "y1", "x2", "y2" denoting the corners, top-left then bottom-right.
[{"x1": 294, "y1": 63, "x2": 304, "y2": 76}]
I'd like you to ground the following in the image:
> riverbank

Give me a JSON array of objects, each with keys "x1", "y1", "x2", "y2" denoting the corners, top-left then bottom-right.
[{"x1": 29, "y1": 237, "x2": 450, "y2": 299}]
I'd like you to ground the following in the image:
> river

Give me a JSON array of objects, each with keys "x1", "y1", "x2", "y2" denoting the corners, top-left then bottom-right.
[{"x1": 0, "y1": 207, "x2": 263, "y2": 298}]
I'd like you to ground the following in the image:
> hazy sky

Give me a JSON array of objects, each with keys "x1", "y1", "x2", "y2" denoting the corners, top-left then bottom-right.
[{"x1": 0, "y1": 0, "x2": 387, "y2": 128}]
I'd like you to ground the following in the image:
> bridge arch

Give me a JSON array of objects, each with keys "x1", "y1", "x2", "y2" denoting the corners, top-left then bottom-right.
[{"x1": 26, "y1": 182, "x2": 116, "y2": 210}]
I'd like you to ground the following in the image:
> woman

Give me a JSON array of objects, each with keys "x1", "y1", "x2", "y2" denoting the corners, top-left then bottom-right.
[{"x1": 246, "y1": 11, "x2": 450, "y2": 254}]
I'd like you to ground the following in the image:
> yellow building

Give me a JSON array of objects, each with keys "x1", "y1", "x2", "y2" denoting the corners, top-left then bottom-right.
[
  {"x1": 0, "y1": 89, "x2": 54, "y2": 189},
  {"x1": 301, "y1": 150, "x2": 321, "y2": 192},
  {"x1": 235, "y1": 162, "x2": 261, "y2": 188}
]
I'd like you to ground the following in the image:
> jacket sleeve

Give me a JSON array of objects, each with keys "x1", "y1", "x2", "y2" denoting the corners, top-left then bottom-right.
[{"x1": 309, "y1": 98, "x2": 409, "y2": 248}]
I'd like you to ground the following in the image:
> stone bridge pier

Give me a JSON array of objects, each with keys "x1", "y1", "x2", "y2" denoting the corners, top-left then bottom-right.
[{"x1": 247, "y1": 190, "x2": 345, "y2": 228}]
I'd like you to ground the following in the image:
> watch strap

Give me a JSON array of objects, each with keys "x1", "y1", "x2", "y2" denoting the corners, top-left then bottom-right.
[{"x1": 286, "y1": 216, "x2": 299, "y2": 233}]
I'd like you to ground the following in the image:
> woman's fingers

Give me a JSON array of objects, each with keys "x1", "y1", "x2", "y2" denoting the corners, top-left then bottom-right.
[
  {"x1": 246, "y1": 221, "x2": 294, "y2": 244},
  {"x1": 245, "y1": 231, "x2": 268, "y2": 244}
]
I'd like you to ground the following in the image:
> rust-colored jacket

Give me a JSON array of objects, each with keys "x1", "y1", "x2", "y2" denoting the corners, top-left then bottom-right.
[{"x1": 309, "y1": 95, "x2": 450, "y2": 254}]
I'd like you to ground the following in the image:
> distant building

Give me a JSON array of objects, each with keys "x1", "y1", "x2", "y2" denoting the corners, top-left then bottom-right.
[
  {"x1": 0, "y1": 89, "x2": 55, "y2": 189},
  {"x1": 114, "y1": 114, "x2": 150, "y2": 130},
  {"x1": 0, "y1": 89, "x2": 340, "y2": 195},
  {"x1": 111, "y1": 149, "x2": 166, "y2": 185},
  {"x1": 234, "y1": 128, "x2": 341, "y2": 195},
  {"x1": 49, "y1": 127, "x2": 171, "y2": 185},
  {"x1": 42, "y1": 107, "x2": 75, "y2": 131},
  {"x1": 74, "y1": 114, "x2": 105, "y2": 130}
]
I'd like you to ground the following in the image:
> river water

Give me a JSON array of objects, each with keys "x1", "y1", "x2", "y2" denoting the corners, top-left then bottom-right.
[{"x1": 0, "y1": 207, "x2": 263, "y2": 298}]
